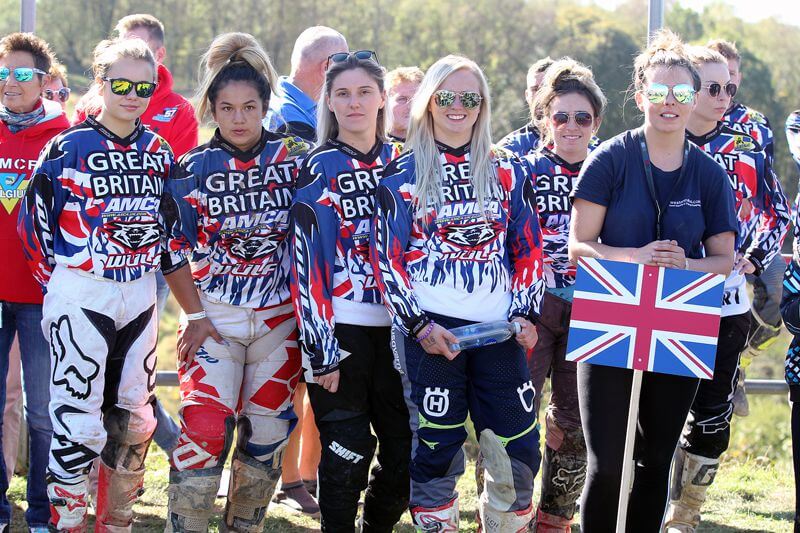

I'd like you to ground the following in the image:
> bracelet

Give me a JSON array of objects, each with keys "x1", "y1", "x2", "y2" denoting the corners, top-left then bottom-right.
[
  {"x1": 186, "y1": 310, "x2": 207, "y2": 321},
  {"x1": 416, "y1": 322, "x2": 435, "y2": 343},
  {"x1": 684, "y1": 258, "x2": 689, "y2": 270}
]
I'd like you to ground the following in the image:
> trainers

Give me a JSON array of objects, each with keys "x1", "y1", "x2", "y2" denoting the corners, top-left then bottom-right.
[
  {"x1": 732, "y1": 369, "x2": 750, "y2": 417},
  {"x1": 274, "y1": 481, "x2": 320, "y2": 517},
  {"x1": 302, "y1": 478, "x2": 318, "y2": 498}
]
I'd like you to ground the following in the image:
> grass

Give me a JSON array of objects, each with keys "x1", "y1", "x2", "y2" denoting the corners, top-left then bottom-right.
[{"x1": 7, "y1": 299, "x2": 797, "y2": 530}]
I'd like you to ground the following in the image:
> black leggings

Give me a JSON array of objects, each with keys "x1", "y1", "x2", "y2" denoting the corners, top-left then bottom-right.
[{"x1": 578, "y1": 363, "x2": 699, "y2": 532}]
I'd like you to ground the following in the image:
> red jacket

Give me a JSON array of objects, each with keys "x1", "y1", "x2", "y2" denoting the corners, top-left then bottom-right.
[
  {"x1": 0, "y1": 105, "x2": 70, "y2": 303},
  {"x1": 75, "y1": 64, "x2": 199, "y2": 158}
]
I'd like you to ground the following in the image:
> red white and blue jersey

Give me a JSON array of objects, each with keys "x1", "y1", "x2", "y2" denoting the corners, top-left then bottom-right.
[
  {"x1": 687, "y1": 123, "x2": 789, "y2": 316},
  {"x1": 371, "y1": 143, "x2": 545, "y2": 335},
  {"x1": 18, "y1": 116, "x2": 173, "y2": 286},
  {"x1": 291, "y1": 138, "x2": 402, "y2": 374},
  {"x1": 724, "y1": 102, "x2": 774, "y2": 161},
  {"x1": 498, "y1": 123, "x2": 541, "y2": 157},
  {"x1": 161, "y1": 129, "x2": 310, "y2": 308},
  {"x1": 524, "y1": 148, "x2": 582, "y2": 289},
  {"x1": 786, "y1": 111, "x2": 800, "y2": 179}
]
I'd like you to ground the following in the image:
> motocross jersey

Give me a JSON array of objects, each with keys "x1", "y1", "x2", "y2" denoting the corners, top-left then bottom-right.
[
  {"x1": 499, "y1": 122, "x2": 600, "y2": 158},
  {"x1": 371, "y1": 142, "x2": 545, "y2": 335},
  {"x1": 786, "y1": 111, "x2": 800, "y2": 178},
  {"x1": 291, "y1": 138, "x2": 402, "y2": 374},
  {"x1": 723, "y1": 101, "x2": 774, "y2": 161},
  {"x1": 524, "y1": 147, "x2": 583, "y2": 289},
  {"x1": 18, "y1": 116, "x2": 173, "y2": 286},
  {"x1": 161, "y1": 129, "x2": 310, "y2": 308},
  {"x1": 687, "y1": 123, "x2": 789, "y2": 316}
]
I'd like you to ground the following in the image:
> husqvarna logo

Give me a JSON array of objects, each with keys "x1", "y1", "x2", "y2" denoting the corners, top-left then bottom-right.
[
  {"x1": 517, "y1": 381, "x2": 536, "y2": 412},
  {"x1": 423, "y1": 387, "x2": 450, "y2": 417}
]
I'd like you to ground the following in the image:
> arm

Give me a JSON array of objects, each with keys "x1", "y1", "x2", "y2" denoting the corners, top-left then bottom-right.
[
  {"x1": 782, "y1": 258, "x2": 800, "y2": 336},
  {"x1": 568, "y1": 199, "x2": 639, "y2": 263},
  {"x1": 741, "y1": 158, "x2": 790, "y2": 275}
]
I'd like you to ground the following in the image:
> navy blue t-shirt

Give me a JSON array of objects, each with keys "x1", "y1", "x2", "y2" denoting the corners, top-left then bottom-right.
[{"x1": 571, "y1": 129, "x2": 737, "y2": 259}]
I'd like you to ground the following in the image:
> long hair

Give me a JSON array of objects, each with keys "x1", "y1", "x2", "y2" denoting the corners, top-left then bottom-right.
[
  {"x1": 533, "y1": 57, "x2": 607, "y2": 148},
  {"x1": 195, "y1": 32, "x2": 279, "y2": 122},
  {"x1": 406, "y1": 55, "x2": 496, "y2": 223},
  {"x1": 316, "y1": 55, "x2": 387, "y2": 145}
]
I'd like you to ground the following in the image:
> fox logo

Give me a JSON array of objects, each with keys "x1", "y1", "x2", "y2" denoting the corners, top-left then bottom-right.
[
  {"x1": 105, "y1": 221, "x2": 160, "y2": 251},
  {"x1": 49, "y1": 316, "x2": 100, "y2": 400}
]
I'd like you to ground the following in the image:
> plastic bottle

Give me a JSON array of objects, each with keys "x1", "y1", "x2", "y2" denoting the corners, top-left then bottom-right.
[{"x1": 448, "y1": 320, "x2": 522, "y2": 352}]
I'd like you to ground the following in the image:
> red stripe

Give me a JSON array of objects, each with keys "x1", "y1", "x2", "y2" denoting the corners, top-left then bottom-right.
[
  {"x1": 665, "y1": 273, "x2": 717, "y2": 302},
  {"x1": 573, "y1": 332, "x2": 626, "y2": 363},
  {"x1": 582, "y1": 260, "x2": 623, "y2": 296},
  {"x1": 668, "y1": 339, "x2": 713, "y2": 379}
]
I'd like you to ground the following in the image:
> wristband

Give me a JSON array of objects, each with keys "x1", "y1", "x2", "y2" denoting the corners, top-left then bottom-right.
[
  {"x1": 186, "y1": 310, "x2": 207, "y2": 321},
  {"x1": 409, "y1": 315, "x2": 432, "y2": 337},
  {"x1": 416, "y1": 322, "x2": 435, "y2": 343}
]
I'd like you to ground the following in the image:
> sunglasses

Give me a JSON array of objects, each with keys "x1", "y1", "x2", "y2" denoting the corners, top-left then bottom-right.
[
  {"x1": 703, "y1": 82, "x2": 737, "y2": 99},
  {"x1": 43, "y1": 87, "x2": 71, "y2": 103},
  {"x1": 645, "y1": 83, "x2": 696, "y2": 105},
  {"x1": 433, "y1": 90, "x2": 483, "y2": 110},
  {"x1": 102, "y1": 77, "x2": 157, "y2": 98},
  {"x1": 0, "y1": 67, "x2": 47, "y2": 82},
  {"x1": 551, "y1": 111, "x2": 594, "y2": 128},
  {"x1": 326, "y1": 50, "x2": 379, "y2": 69}
]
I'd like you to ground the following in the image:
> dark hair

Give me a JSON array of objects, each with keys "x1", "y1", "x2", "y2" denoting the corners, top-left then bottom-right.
[
  {"x1": 196, "y1": 33, "x2": 278, "y2": 121},
  {"x1": 0, "y1": 32, "x2": 55, "y2": 75},
  {"x1": 533, "y1": 57, "x2": 606, "y2": 146},
  {"x1": 633, "y1": 29, "x2": 701, "y2": 92},
  {"x1": 316, "y1": 55, "x2": 387, "y2": 143}
]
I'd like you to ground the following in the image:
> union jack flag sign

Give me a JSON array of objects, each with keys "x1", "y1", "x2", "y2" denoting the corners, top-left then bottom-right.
[{"x1": 566, "y1": 258, "x2": 725, "y2": 379}]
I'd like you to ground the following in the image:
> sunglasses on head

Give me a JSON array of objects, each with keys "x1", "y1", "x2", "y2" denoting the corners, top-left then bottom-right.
[
  {"x1": 102, "y1": 77, "x2": 157, "y2": 98},
  {"x1": 703, "y1": 82, "x2": 737, "y2": 98},
  {"x1": 551, "y1": 111, "x2": 594, "y2": 128},
  {"x1": 326, "y1": 50, "x2": 379, "y2": 69},
  {"x1": 43, "y1": 87, "x2": 71, "y2": 103},
  {"x1": 0, "y1": 66, "x2": 47, "y2": 82},
  {"x1": 433, "y1": 90, "x2": 483, "y2": 110},
  {"x1": 645, "y1": 83, "x2": 696, "y2": 105}
]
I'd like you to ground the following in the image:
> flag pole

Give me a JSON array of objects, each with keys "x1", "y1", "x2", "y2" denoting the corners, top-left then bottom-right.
[{"x1": 616, "y1": 5, "x2": 664, "y2": 529}]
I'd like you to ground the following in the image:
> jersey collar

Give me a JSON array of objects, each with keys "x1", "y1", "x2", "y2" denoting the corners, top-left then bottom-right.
[
  {"x1": 435, "y1": 140, "x2": 470, "y2": 157},
  {"x1": 85, "y1": 115, "x2": 145, "y2": 146},
  {"x1": 327, "y1": 138, "x2": 383, "y2": 164},
  {"x1": 686, "y1": 121, "x2": 725, "y2": 147},
  {"x1": 541, "y1": 146, "x2": 584, "y2": 173},
  {"x1": 212, "y1": 128, "x2": 270, "y2": 162}
]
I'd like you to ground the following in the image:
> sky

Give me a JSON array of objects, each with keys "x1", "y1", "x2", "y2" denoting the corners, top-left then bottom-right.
[{"x1": 592, "y1": 0, "x2": 800, "y2": 27}]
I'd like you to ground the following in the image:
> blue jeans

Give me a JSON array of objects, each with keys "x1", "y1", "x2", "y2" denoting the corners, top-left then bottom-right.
[{"x1": 0, "y1": 302, "x2": 52, "y2": 527}]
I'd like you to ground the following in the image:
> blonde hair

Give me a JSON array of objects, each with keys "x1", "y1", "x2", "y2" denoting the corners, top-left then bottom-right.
[
  {"x1": 115, "y1": 14, "x2": 165, "y2": 46},
  {"x1": 49, "y1": 61, "x2": 68, "y2": 86},
  {"x1": 385, "y1": 66, "x2": 424, "y2": 91},
  {"x1": 686, "y1": 46, "x2": 728, "y2": 68},
  {"x1": 316, "y1": 56, "x2": 387, "y2": 145},
  {"x1": 533, "y1": 57, "x2": 606, "y2": 147},
  {"x1": 633, "y1": 29, "x2": 700, "y2": 92},
  {"x1": 195, "y1": 32, "x2": 279, "y2": 122},
  {"x1": 406, "y1": 55, "x2": 497, "y2": 223},
  {"x1": 707, "y1": 39, "x2": 741, "y2": 63}
]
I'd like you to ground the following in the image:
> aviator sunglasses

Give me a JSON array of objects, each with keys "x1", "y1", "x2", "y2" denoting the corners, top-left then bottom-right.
[
  {"x1": 43, "y1": 87, "x2": 71, "y2": 103},
  {"x1": 703, "y1": 82, "x2": 737, "y2": 98},
  {"x1": 0, "y1": 66, "x2": 47, "y2": 82},
  {"x1": 551, "y1": 111, "x2": 594, "y2": 128},
  {"x1": 102, "y1": 77, "x2": 157, "y2": 98},
  {"x1": 326, "y1": 50, "x2": 379, "y2": 69},
  {"x1": 645, "y1": 83, "x2": 696, "y2": 105},
  {"x1": 433, "y1": 90, "x2": 483, "y2": 110}
]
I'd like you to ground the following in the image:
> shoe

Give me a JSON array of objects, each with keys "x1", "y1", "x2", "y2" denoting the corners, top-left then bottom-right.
[
  {"x1": 732, "y1": 369, "x2": 750, "y2": 417},
  {"x1": 274, "y1": 481, "x2": 320, "y2": 517},
  {"x1": 302, "y1": 477, "x2": 317, "y2": 497}
]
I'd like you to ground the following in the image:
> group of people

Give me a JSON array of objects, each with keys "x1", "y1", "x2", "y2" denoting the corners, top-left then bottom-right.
[{"x1": 0, "y1": 10, "x2": 797, "y2": 533}]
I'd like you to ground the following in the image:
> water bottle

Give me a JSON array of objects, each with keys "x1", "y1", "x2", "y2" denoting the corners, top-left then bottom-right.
[{"x1": 448, "y1": 320, "x2": 522, "y2": 352}]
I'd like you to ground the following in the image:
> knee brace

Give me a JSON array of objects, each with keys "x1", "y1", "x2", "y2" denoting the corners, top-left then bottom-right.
[
  {"x1": 223, "y1": 450, "x2": 281, "y2": 533},
  {"x1": 101, "y1": 402, "x2": 155, "y2": 471},
  {"x1": 171, "y1": 405, "x2": 235, "y2": 471},
  {"x1": 235, "y1": 414, "x2": 293, "y2": 469},
  {"x1": 166, "y1": 466, "x2": 223, "y2": 533}
]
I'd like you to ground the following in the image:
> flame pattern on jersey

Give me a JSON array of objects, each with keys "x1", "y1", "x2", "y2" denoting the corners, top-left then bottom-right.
[
  {"x1": 161, "y1": 129, "x2": 310, "y2": 307},
  {"x1": 290, "y1": 139, "x2": 402, "y2": 374},
  {"x1": 498, "y1": 123, "x2": 600, "y2": 158},
  {"x1": 370, "y1": 143, "x2": 545, "y2": 335},
  {"x1": 17, "y1": 117, "x2": 173, "y2": 286},
  {"x1": 781, "y1": 245, "x2": 800, "y2": 385},
  {"x1": 724, "y1": 102, "x2": 774, "y2": 161},
  {"x1": 523, "y1": 148, "x2": 582, "y2": 288},
  {"x1": 688, "y1": 124, "x2": 788, "y2": 270},
  {"x1": 786, "y1": 111, "x2": 800, "y2": 180}
]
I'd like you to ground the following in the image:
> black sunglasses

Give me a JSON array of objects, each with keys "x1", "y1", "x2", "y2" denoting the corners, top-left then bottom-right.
[
  {"x1": 551, "y1": 111, "x2": 594, "y2": 128},
  {"x1": 326, "y1": 50, "x2": 379, "y2": 69},
  {"x1": 43, "y1": 87, "x2": 71, "y2": 103},
  {"x1": 102, "y1": 77, "x2": 157, "y2": 98},
  {"x1": 703, "y1": 82, "x2": 737, "y2": 99}
]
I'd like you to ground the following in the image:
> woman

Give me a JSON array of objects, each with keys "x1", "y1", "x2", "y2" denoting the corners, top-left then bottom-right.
[
  {"x1": 567, "y1": 30, "x2": 737, "y2": 531},
  {"x1": 524, "y1": 58, "x2": 606, "y2": 532},
  {"x1": 18, "y1": 38, "x2": 172, "y2": 532},
  {"x1": 0, "y1": 32, "x2": 69, "y2": 533},
  {"x1": 290, "y1": 51, "x2": 409, "y2": 532},
  {"x1": 159, "y1": 32, "x2": 310, "y2": 532},
  {"x1": 371, "y1": 54, "x2": 544, "y2": 531},
  {"x1": 664, "y1": 45, "x2": 789, "y2": 532},
  {"x1": 42, "y1": 61, "x2": 70, "y2": 110}
]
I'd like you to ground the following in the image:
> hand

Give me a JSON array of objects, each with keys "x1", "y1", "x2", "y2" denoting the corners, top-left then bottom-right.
[
  {"x1": 177, "y1": 316, "x2": 224, "y2": 365},
  {"x1": 734, "y1": 253, "x2": 756, "y2": 275},
  {"x1": 739, "y1": 197, "x2": 753, "y2": 221},
  {"x1": 512, "y1": 317, "x2": 538, "y2": 351},
  {"x1": 632, "y1": 240, "x2": 686, "y2": 269},
  {"x1": 417, "y1": 323, "x2": 460, "y2": 360},
  {"x1": 316, "y1": 370, "x2": 340, "y2": 393}
]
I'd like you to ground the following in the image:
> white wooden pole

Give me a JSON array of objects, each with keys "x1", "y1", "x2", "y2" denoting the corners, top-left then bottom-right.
[{"x1": 615, "y1": 369, "x2": 644, "y2": 531}]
